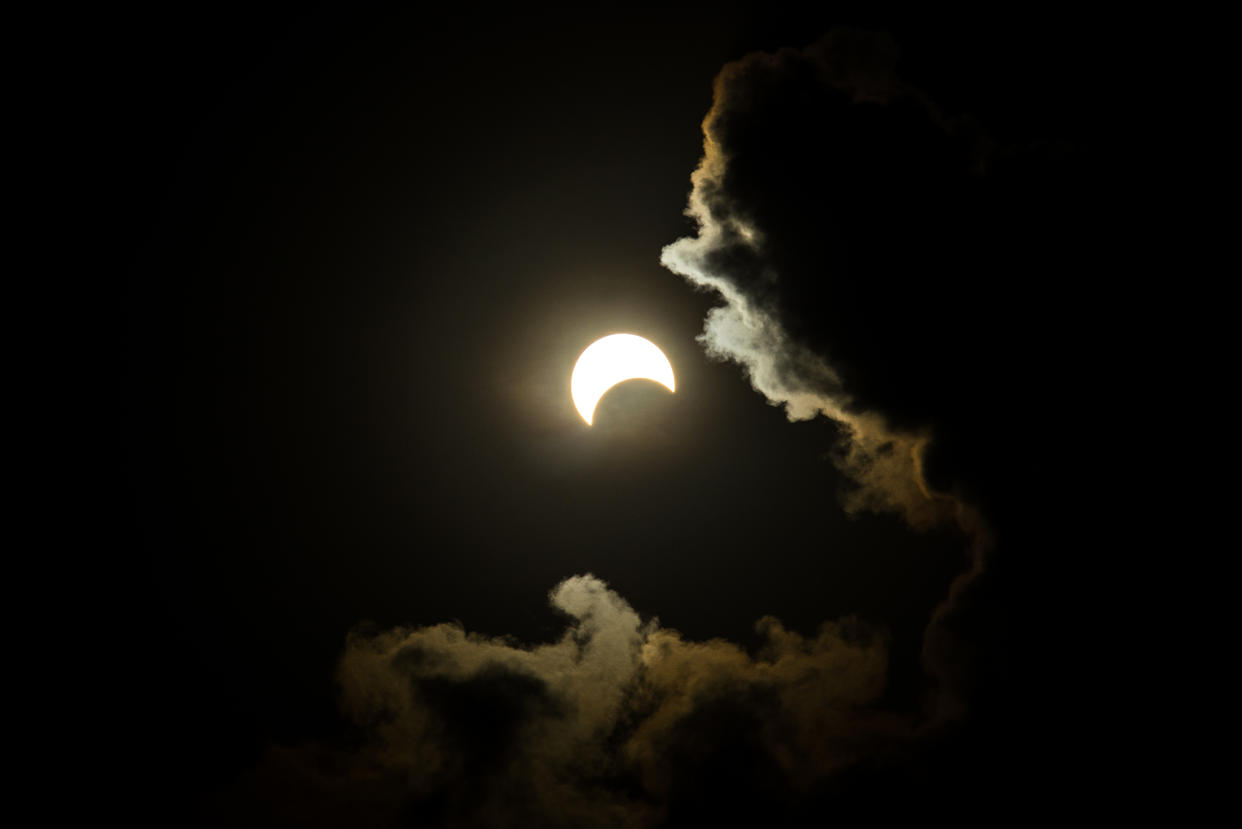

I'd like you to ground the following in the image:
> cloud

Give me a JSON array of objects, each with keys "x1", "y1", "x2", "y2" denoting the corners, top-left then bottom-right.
[
  {"x1": 663, "y1": 25, "x2": 1100, "y2": 521},
  {"x1": 658, "y1": 26, "x2": 1105, "y2": 721},
  {"x1": 661, "y1": 29, "x2": 987, "y2": 538},
  {"x1": 223, "y1": 575, "x2": 902, "y2": 827}
]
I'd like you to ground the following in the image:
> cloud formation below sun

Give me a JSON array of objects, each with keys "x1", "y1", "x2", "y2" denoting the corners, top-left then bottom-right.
[{"x1": 228, "y1": 575, "x2": 900, "y2": 827}]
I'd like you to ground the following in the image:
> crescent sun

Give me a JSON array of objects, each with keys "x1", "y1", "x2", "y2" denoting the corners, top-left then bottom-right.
[{"x1": 571, "y1": 334, "x2": 676, "y2": 425}]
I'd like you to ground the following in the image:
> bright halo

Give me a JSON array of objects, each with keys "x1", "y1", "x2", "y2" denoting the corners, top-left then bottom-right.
[{"x1": 571, "y1": 334, "x2": 676, "y2": 425}]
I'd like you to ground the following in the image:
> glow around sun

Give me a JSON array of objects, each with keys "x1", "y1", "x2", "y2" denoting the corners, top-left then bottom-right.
[{"x1": 571, "y1": 334, "x2": 676, "y2": 425}]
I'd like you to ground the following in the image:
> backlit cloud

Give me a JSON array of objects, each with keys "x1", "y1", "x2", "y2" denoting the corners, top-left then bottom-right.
[{"x1": 225, "y1": 575, "x2": 901, "y2": 827}]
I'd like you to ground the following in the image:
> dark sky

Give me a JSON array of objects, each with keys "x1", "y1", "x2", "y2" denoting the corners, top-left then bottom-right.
[{"x1": 117, "y1": 7, "x2": 1129, "y2": 825}]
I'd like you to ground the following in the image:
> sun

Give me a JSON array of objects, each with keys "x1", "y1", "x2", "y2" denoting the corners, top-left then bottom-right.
[{"x1": 571, "y1": 334, "x2": 676, "y2": 425}]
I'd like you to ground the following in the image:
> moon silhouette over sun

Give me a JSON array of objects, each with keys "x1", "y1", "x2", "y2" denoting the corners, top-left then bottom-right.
[{"x1": 571, "y1": 334, "x2": 676, "y2": 425}]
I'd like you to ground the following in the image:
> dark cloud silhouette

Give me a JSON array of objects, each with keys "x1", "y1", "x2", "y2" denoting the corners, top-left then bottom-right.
[
  {"x1": 665, "y1": 26, "x2": 1101, "y2": 506},
  {"x1": 661, "y1": 27, "x2": 1106, "y2": 721},
  {"x1": 667, "y1": 29, "x2": 997, "y2": 528}
]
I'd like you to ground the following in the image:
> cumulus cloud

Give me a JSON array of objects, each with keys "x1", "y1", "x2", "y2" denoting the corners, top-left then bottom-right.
[
  {"x1": 225, "y1": 575, "x2": 901, "y2": 827},
  {"x1": 654, "y1": 26, "x2": 1108, "y2": 718},
  {"x1": 662, "y1": 26, "x2": 1097, "y2": 535},
  {"x1": 660, "y1": 29, "x2": 986, "y2": 540}
]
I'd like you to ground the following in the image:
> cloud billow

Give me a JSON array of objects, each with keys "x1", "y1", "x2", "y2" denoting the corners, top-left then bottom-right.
[
  {"x1": 661, "y1": 29, "x2": 999, "y2": 535},
  {"x1": 660, "y1": 27, "x2": 1098, "y2": 722},
  {"x1": 231, "y1": 575, "x2": 900, "y2": 827}
]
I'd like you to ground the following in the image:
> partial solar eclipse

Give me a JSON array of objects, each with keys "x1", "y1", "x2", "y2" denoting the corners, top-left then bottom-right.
[{"x1": 571, "y1": 334, "x2": 676, "y2": 425}]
